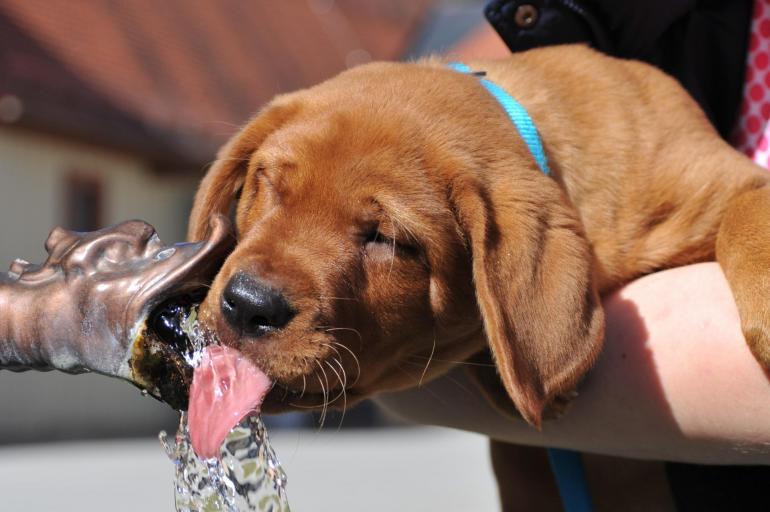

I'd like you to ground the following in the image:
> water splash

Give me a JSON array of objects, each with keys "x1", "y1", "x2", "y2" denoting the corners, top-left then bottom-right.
[
  {"x1": 171, "y1": 303, "x2": 209, "y2": 368},
  {"x1": 158, "y1": 304, "x2": 290, "y2": 511},
  {"x1": 160, "y1": 412, "x2": 290, "y2": 512}
]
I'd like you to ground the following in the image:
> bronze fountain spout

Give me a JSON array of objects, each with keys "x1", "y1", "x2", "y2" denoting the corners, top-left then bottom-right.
[{"x1": 0, "y1": 215, "x2": 232, "y2": 410}]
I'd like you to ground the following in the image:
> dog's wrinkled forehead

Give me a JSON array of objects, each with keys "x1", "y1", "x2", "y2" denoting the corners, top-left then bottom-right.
[
  {"x1": 244, "y1": 108, "x2": 430, "y2": 209},
  {"x1": 266, "y1": 106, "x2": 408, "y2": 159}
]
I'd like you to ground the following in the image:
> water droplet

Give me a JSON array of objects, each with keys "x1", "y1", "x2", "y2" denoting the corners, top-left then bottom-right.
[
  {"x1": 154, "y1": 247, "x2": 176, "y2": 261},
  {"x1": 141, "y1": 389, "x2": 149, "y2": 397}
]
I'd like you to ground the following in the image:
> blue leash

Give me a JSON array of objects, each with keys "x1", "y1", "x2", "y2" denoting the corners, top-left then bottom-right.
[
  {"x1": 447, "y1": 62, "x2": 551, "y2": 175},
  {"x1": 547, "y1": 448, "x2": 594, "y2": 512},
  {"x1": 449, "y1": 62, "x2": 594, "y2": 512}
]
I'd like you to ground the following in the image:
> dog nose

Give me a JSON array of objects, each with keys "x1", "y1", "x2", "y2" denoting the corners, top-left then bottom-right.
[{"x1": 221, "y1": 273, "x2": 295, "y2": 337}]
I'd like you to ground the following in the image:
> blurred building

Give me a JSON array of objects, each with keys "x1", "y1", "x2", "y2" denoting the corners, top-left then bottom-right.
[
  {"x1": 0, "y1": 0, "x2": 436, "y2": 442},
  {"x1": 0, "y1": 3, "x2": 510, "y2": 508},
  {"x1": 0, "y1": 0, "x2": 434, "y2": 260}
]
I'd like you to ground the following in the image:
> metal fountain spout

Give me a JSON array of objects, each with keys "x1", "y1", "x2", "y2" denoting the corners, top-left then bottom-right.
[{"x1": 0, "y1": 215, "x2": 232, "y2": 410}]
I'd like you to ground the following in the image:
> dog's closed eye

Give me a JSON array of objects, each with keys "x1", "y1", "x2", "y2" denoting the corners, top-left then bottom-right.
[
  {"x1": 229, "y1": 186, "x2": 244, "y2": 239},
  {"x1": 361, "y1": 225, "x2": 420, "y2": 259}
]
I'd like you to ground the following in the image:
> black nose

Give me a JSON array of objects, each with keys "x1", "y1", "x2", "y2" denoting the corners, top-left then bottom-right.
[{"x1": 221, "y1": 273, "x2": 295, "y2": 337}]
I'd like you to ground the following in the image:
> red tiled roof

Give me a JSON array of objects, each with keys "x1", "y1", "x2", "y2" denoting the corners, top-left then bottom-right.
[{"x1": 0, "y1": 0, "x2": 434, "y2": 168}]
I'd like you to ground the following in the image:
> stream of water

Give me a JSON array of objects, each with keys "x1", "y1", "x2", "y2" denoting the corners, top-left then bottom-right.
[
  {"x1": 157, "y1": 306, "x2": 291, "y2": 512},
  {"x1": 160, "y1": 412, "x2": 290, "y2": 512}
]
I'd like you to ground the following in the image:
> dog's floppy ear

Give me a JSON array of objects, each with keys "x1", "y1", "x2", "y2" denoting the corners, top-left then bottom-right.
[
  {"x1": 188, "y1": 102, "x2": 299, "y2": 241},
  {"x1": 454, "y1": 170, "x2": 604, "y2": 427}
]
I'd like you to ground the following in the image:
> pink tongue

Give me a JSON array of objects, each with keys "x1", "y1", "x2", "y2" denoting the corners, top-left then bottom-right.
[{"x1": 188, "y1": 345, "x2": 271, "y2": 459}]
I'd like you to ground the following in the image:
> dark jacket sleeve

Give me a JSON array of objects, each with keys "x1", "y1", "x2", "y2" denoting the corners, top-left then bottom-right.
[
  {"x1": 484, "y1": 0, "x2": 753, "y2": 139},
  {"x1": 486, "y1": 1, "x2": 770, "y2": 507}
]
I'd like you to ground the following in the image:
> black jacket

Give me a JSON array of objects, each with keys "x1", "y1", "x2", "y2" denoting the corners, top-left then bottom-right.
[
  {"x1": 485, "y1": 0, "x2": 753, "y2": 140},
  {"x1": 485, "y1": 1, "x2": 768, "y2": 510}
]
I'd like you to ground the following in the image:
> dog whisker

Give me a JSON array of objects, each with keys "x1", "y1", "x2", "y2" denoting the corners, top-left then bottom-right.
[
  {"x1": 320, "y1": 342, "x2": 353, "y2": 381},
  {"x1": 400, "y1": 359, "x2": 492, "y2": 397},
  {"x1": 205, "y1": 119, "x2": 244, "y2": 130},
  {"x1": 322, "y1": 359, "x2": 346, "y2": 404},
  {"x1": 184, "y1": 279, "x2": 214, "y2": 287},
  {"x1": 440, "y1": 371, "x2": 478, "y2": 397},
  {"x1": 321, "y1": 341, "x2": 342, "y2": 359},
  {"x1": 319, "y1": 326, "x2": 364, "y2": 349},
  {"x1": 320, "y1": 342, "x2": 346, "y2": 381},
  {"x1": 317, "y1": 325, "x2": 363, "y2": 345},
  {"x1": 405, "y1": 356, "x2": 496, "y2": 368},
  {"x1": 312, "y1": 369, "x2": 327, "y2": 430},
  {"x1": 332, "y1": 357, "x2": 350, "y2": 430},
  {"x1": 418, "y1": 332, "x2": 437, "y2": 388},
  {"x1": 386, "y1": 212, "x2": 398, "y2": 281},
  {"x1": 325, "y1": 360, "x2": 347, "y2": 430},
  {"x1": 288, "y1": 401, "x2": 330, "y2": 409},
  {"x1": 328, "y1": 341, "x2": 361, "y2": 386},
  {"x1": 333, "y1": 357, "x2": 348, "y2": 390},
  {"x1": 394, "y1": 364, "x2": 448, "y2": 406},
  {"x1": 315, "y1": 360, "x2": 330, "y2": 430},
  {"x1": 206, "y1": 155, "x2": 251, "y2": 167}
]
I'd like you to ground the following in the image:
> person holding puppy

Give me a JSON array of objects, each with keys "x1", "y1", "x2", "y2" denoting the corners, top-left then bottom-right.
[{"x1": 377, "y1": 2, "x2": 770, "y2": 510}]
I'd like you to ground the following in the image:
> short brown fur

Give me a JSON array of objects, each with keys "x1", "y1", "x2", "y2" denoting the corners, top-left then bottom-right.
[{"x1": 188, "y1": 45, "x2": 770, "y2": 509}]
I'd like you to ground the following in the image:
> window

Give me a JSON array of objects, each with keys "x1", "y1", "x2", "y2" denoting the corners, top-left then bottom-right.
[{"x1": 63, "y1": 172, "x2": 103, "y2": 231}]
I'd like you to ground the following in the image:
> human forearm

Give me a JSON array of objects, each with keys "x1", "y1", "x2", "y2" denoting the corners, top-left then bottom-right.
[{"x1": 375, "y1": 262, "x2": 770, "y2": 464}]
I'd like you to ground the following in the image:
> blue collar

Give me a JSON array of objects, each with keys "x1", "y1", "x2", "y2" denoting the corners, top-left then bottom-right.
[
  {"x1": 448, "y1": 62, "x2": 551, "y2": 176},
  {"x1": 449, "y1": 62, "x2": 594, "y2": 512}
]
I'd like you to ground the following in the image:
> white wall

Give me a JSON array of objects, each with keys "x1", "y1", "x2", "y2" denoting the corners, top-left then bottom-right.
[
  {"x1": 0, "y1": 126, "x2": 205, "y2": 442},
  {"x1": 0, "y1": 126, "x2": 200, "y2": 266}
]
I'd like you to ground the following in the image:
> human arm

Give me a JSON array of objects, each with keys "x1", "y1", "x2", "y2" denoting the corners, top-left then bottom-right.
[{"x1": 374, "y1": 262, "x2": 770, "y2": 464}]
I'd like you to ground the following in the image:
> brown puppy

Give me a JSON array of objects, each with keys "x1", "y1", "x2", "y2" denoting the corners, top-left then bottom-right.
[{"x1": 188, "y1": 44, "x2": 770, "y2": 507}]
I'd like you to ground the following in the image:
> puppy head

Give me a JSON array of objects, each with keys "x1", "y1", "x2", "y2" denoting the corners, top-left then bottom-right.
[{"x1": 188, "y1": 62, "x2": 603, "y2": 425}]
